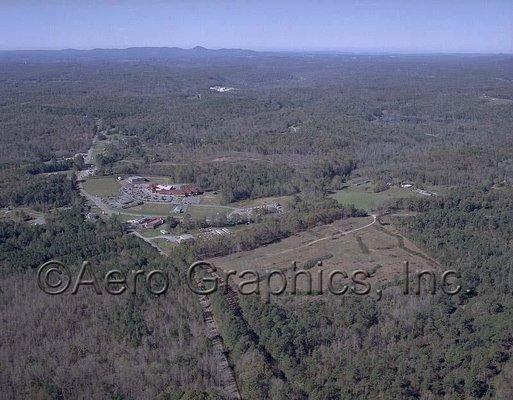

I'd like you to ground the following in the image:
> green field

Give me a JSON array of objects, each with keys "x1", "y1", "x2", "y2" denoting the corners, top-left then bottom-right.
[
  {"x1": 187, "y1": 205, "x2": 234, "y2": 219},
  {"x1": 137, "y1": 228, "x2": 167, "y2": 238},
  {"x1": 198, "y1": 191, "x2": 224, "y2": 205},
  {"x1": 83, "y1": 176, "x2": 121, "y2": 198},
  {"x1": 117, "y1": 213, "x2": 140, "y2": 222},
  {"x1": 330, "y1": 186, "x2": 417, "y2": 211},
  {"x1": 153, "y1": 238, "x2": 177, "y2": 254}
]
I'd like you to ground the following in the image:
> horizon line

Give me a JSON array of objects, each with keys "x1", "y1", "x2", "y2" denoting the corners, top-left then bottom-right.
[{"x1": 0, "y1": 46, "x2": 511, "y2": 56}]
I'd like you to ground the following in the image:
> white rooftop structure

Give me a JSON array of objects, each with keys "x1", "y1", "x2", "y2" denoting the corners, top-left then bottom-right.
[
  {"x1": 210, "y1": 86, "x2": 236, "y2": 93},
  {"x1": 156, "y1": 184, "x2": 174, "y2": 191}
]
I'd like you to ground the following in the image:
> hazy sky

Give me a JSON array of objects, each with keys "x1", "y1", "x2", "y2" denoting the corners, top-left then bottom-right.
[{"x1": 1, "y1": 0, "x2": 511, "y2": 53}]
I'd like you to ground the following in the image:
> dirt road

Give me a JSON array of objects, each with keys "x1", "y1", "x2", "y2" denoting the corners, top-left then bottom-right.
[{"x1": 274, "y1": 214, "x2": 377, "y2": 256}]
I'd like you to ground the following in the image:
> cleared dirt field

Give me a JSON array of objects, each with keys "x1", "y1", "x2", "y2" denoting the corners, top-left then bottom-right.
[{"x1": 209, "y1": 216, "x2": 440, "y2": 298}]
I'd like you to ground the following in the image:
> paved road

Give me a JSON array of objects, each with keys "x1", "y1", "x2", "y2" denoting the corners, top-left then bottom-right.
[
  {"x1": 78, "y1": 180, "x2": 116, "y2": 216},
  {"x1": 130, "y1": 231, "x2": 167, "y2": 255}
]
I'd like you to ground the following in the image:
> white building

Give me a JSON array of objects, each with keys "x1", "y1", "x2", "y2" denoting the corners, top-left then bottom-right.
[{"x1": 127, "y1": 176, "x2": 148, "y2": 184}]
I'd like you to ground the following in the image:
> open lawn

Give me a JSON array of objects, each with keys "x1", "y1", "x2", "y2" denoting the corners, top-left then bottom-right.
[
  {"x1": 187, "y1": 205, "x2": 234, "y2": 219},
  {"x1": 153, "y1": 238, "x2": 178, "y2": 254},
  {"x1": 330, "y1": 186, "x2": 417, "y2": 211},
  {"x1": 117, "y1": 213, "x2": 140, "y2": 222},
  {"x1": 197, "y1": 191, "x2": 224, "y2": 206},
  {"x1": 136, "y1": 228, "x2": 163, "y2": 238},
  {"x1": 82, "y1": 176, "x2": 121, "y2": 198}
]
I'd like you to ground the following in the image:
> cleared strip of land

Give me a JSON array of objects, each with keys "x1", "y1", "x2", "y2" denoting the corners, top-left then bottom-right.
[{"x1": 209, "y1": 216, "x2": 440, "y2": 296}]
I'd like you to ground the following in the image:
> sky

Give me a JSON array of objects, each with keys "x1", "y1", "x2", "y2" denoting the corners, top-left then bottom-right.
[{"x1": 0, "y1": 0, "x2": 512, "y2": 53}]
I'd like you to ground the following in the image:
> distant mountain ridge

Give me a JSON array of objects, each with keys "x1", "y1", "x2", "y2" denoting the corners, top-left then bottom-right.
[{"x1": 0, "y1": 46, "x2": 258, "y2": 62}]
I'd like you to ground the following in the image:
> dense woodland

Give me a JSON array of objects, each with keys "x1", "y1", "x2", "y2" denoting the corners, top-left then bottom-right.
[
  {"x1": 207, "y1": 188, "x2": 513, "y2": 399},
  {"x1": 1, "y1": 49, "x2": 513, "y2": 399},
  {"x1": 0, "y1": 205, "x2": 227, "y2": 399},
  {"x1": 2, "y1": 52, "x2": 513, "y2": 187}
]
